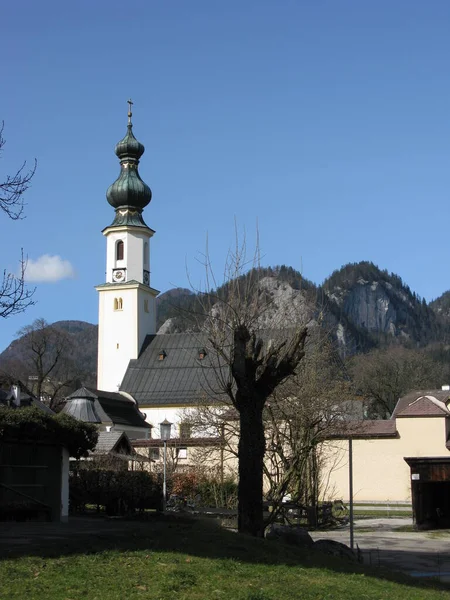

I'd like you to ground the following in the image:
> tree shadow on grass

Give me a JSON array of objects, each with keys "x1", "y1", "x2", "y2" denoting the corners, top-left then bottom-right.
[{"x1": 0, "y1": 513, "x2": 448, "y2": 594}]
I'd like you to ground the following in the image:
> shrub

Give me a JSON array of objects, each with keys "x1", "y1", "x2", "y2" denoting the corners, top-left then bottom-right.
[
  {"x1": 0, "y1": 407, "x2": 98, "y2": 458},
  {"x1": 70, "y1": 468, "x2": 162, "y2": 515},
  {"x1": 170, "y1": 469, "x2": 238, "y2": 510}
]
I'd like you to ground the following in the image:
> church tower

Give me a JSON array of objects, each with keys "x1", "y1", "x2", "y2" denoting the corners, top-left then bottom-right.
[{"x1": 96, "y1": 101, "x2": 159, "y2": 391}]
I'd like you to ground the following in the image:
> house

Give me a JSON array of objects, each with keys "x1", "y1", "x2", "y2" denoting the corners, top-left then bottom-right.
[
  {"x1": 323, "y1": 387, "x2": 450, "y2": 520},
  {"x1": 0, "y1": 381, "x2": 53, "y2": 414}
]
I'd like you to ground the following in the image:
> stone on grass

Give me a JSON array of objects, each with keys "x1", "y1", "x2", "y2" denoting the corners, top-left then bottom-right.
[
  {"x1": 313, "y1": 539, "x2": 357, "y2": 561},
  {"x1": 265, "y1": 524, "x2": 313, "y2": 548}
]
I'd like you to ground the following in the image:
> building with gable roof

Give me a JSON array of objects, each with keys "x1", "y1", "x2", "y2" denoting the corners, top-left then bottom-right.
[{"x1": 324, "y1": 387, "x2": 450, "y2": 522}]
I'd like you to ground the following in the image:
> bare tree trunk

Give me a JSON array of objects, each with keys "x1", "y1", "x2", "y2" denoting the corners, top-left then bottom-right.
[{"x1": 237, "y1": 396, "x2": 265, "y2": 537}]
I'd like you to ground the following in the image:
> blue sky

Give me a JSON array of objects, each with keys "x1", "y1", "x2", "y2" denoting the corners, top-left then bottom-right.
[{"x1": 2, "y1": 0, "x2": 450, "y2": 351}]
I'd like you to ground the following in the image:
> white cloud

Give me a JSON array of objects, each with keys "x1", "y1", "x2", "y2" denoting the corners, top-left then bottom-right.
[{"x1": 24, "y1": 254, "x2": 75, "y2": 283}]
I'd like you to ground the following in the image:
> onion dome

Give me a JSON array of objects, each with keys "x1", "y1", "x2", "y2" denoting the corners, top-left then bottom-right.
[{"x1": 106, "y1": 100, "x2": 152, "y2": 212}]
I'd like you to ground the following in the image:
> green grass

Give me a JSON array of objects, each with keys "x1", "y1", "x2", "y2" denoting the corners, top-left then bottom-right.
[
  {"x1": 354, "y1": 510, "x2": 413, "y2": 518},
  {"x1": 0, "y1": 515, "x2": 448, "y2": 600}
]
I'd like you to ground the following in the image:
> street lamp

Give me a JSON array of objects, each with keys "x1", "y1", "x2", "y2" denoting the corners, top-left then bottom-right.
[{"x1": 160, "y1": 419, "x2": 173, "y2": 511}]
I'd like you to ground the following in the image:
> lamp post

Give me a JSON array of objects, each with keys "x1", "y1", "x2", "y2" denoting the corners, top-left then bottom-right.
[{"x1": 160, "y1": 419, "x2": 173, "y2": 511}]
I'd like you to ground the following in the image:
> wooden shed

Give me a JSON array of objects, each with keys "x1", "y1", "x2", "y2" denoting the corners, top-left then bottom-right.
[
  {"x1": 404, "y1": 457, "x2": 450, "y2": 529},
  {"x1": 0, "y1": 440, "x2": 69, "y2": 522}
]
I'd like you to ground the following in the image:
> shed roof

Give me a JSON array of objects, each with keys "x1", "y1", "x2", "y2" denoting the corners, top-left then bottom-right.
[{"x1": 93, "y1": 430, "x2": 131, "y2": 455}]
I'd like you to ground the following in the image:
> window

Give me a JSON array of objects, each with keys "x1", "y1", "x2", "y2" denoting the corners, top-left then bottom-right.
[
  {"x1": 198, "y1": 348, "x2": 207, "y2": 360},
  {"x1": 143, "y1": 242, "x2": 149, "y2": 266},
  {"x1": 158, "y1": 350, "x2": 167, "y2": 361},
  {"x1": 116, "y1": 240, "x2": 124, "y2": 261},
  {"x1": 179, "y1": 422, "x2": 192, "y2": 439},
  {"x1": 177, "y1": 447, "x2": 188, "y2": 459},
  {"x1": 144, "y1": 299, "x2": 149, "y2": 313},
  {"x1": 114, "y1": 297, "x2": 123, "y2": 311},
  {"x1": 149, "y1": 448, "x2": 160, "y2": 461}
]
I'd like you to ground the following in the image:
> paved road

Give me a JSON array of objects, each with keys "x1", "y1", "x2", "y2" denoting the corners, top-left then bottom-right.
[{"x1": 311, "y1": 518, "x2": 450, "y2": 584}]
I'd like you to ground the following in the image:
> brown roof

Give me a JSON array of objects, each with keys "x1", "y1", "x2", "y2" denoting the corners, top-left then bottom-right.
[
  {"x1": 327, "y1": 419, "x2": 398, "y2": 439},
  {"x1": 132, "y1": 436, "x2": 225, "y2": 448},
  {"x1": 393, "y1": 390, "x2": 450, "y2": 418}
]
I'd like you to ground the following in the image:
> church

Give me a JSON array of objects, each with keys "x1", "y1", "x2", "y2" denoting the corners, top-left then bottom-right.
[
  {"x1": 63, "y1": 105, "x2": 450, "y2": 519},
  {"x1": 63, "y1": 103, "x2": 224, "y2": 458}
]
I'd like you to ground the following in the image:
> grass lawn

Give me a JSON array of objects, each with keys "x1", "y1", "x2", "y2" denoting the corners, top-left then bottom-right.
[
  {"x1": 354, "y1": 510, "x2": 413, "y2": 518},
  {"x1": 0, "y1": 515, "x2": 449, "y2": 600}
]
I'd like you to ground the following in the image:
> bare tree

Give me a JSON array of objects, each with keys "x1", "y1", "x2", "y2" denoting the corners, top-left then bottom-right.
[
  {"x1": 185, "y1": 331, "x2": 355, "y2": 525},
  {"x1": 262, "y1": 333, "x2": 355, "y2": 520},
  {"x1": 13, "y1": 318, "x2": 78, "y2": 409},
  {"x1": 0, "y1": 121, "x2": 36, "y2": 318},
  {"x1": 349, "y1": 346, "x2": 443, "y2": 418},
  {"x1": 193, "y1": 233, "x2": 308, "y2": 537}
]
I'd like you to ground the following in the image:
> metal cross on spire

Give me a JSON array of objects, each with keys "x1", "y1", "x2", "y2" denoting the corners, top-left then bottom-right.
[{"x1": 127, "y1": 99, "x2": 133, "y2": 125}]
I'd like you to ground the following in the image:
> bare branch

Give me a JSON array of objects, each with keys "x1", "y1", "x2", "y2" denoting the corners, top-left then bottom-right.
[
  {"x1": 0, "y1": 250, "x2": 36, "y2": 318},
  {"x1": 0, "y1": 122, "x2": 37, "y2": 221}
]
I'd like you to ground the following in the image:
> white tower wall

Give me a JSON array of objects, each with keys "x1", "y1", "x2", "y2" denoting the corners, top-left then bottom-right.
[
  {"x1": 105, "y1": 226, "x2": 153, "y2": 284},
  {"x1": 97, "y1": 282, "x2": 158, "y2": 391}
]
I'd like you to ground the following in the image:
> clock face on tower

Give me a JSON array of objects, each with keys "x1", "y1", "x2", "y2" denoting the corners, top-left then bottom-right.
[
  {"x1": 113, "y1": 269, "x2": 125, "y2": 282},
  {"x1": 143, "y1": 270, "x2": 150, "y2": 286}
]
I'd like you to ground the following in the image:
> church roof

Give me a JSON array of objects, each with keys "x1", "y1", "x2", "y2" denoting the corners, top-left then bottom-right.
[
  {"x1": 121, "y1": 333, "x2": 230, "y2": 407},
  {"x1": 106, "y1": 102, "x2": 152, "y2": 217},
  {"x1": 62, "y1": 387, "x2": 151, "y2": 429}
]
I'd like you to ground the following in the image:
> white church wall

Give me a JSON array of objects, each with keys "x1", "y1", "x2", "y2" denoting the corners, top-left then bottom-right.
[
  {"x1": 141, "y1": 407, "x2": 186, "y2": 437},
  {"x1": 137, "y1": 288, "x2": 157, "y2": 356},
  {"x1": 141, "y1": 405, "x2": 226, "y2": 439},
  {"x1": 97, "y1": 287, "x2": 138, "y2": 391}
]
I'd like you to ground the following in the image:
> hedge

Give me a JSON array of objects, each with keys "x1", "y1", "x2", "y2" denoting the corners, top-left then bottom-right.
[
  {"x1": 70, "y1": 469, "x2": 162, "y2": 514},
  {"x1": 0, "y1": 406, "x2": 98, "y2": 458}
]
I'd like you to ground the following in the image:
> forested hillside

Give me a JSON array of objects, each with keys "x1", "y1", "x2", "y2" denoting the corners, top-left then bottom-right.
[{"x1": 2, "y1": 260, "x2": 450, "y2": 416}]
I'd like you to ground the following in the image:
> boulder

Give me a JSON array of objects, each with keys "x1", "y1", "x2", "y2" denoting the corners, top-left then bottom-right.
[
  {"x1": 265, "y1": 524, "x2": 313, "y2": 548},
  {"x1": 313, "y1": 539, "x2": 357, "y2": 562}
]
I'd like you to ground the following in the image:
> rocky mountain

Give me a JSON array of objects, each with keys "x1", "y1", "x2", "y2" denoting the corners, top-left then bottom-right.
[
  {"x1": 430, "y1": 291, "x2": 450, "y2": 321},
  {"x1": 322, "y1": 262, "x2": 447, "y2": 352},
  {"x1": 157, "y1": 262, "x2": 450, "y2": 353},
  {"x1": 2, "y1": 262, "x2": 450, "y2": 381}
]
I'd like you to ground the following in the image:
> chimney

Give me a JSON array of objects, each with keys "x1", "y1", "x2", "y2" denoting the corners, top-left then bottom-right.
[{"x1": 11, "y1": 385, "x2": 21, "y2": 407}]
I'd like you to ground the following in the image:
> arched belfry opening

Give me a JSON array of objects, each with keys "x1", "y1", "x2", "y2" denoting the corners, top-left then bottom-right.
[{"x1": 116, "y1": 240, "x2": 124, "y2": 261}]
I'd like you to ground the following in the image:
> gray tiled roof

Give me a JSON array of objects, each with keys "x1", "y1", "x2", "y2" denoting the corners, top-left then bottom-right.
[
  {"x1": 63, "y1": 397, "x2": 103, "y2": 423},
  {"x1": 62, "y1": 387, "x2": 150, "y2": 429},
  {"x1": 0, "y1": 388, "x2": 54, "y2": 414},
  {"x1": 121, "y1": 333, "x2": 230, "y2": 406},
  {"x1": 93, "y1": 431, "x2": 131, "y2": 454}
]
